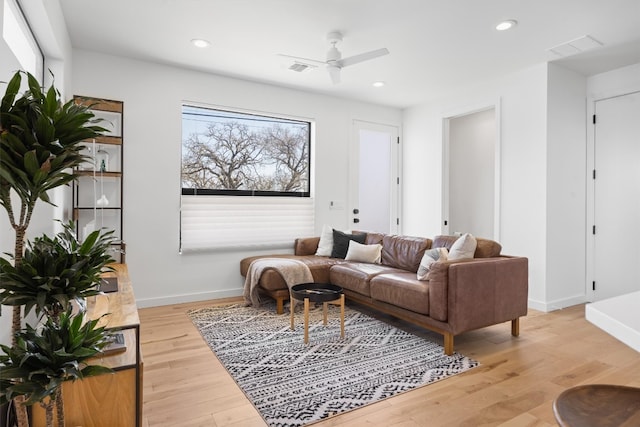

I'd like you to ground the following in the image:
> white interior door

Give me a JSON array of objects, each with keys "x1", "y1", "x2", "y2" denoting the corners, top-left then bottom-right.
[
  {"x1": 351, "y1": 121, "x2": 399, "y2": 234},
  {"x1": 592, "y1": 91, "x2": 640, "y2": 300},
  {"x1": 442, "y1": 107, "x2": 499, "y2": 239}
]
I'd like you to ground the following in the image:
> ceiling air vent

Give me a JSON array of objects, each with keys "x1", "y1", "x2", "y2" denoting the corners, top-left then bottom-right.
[
  {"x1": 289, "y1": 62, "x2": 316, "y2": 72},
  {"x1": 548, "y1": 35, "x2": 603, "y2": 57}
]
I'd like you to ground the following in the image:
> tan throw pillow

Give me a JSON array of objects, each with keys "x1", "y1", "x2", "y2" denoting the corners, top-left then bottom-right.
[
  {"x1": 448, "y1": 233, "x2": 477, "y2": 260},
  {"x1": 345, "y1": 240, "x2": 382, "y2": 263},
  {"x1": 417, "y1": 247, "x2": 448, "y2": 280}
]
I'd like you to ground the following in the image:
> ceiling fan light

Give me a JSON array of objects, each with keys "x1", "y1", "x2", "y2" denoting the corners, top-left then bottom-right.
[
  {"x1": 495, "y1": 20, "x2": 517, "y2": 31},
  {"x1": 191, "y1": 39, "x2": 211, "y2": 48}
]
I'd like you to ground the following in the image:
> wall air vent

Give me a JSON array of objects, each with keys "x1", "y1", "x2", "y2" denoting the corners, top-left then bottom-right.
[{"x1": 548, "y1": 35, "x2": 603, "y2": 57}]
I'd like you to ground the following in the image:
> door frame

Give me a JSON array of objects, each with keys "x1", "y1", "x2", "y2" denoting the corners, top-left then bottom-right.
[
  {"x1": 586, "y1": 88, "x2": 640, "y2": 301},
  {"x1": 349, "y1": 120, "x2": 400, "y2": 234},
  {"x1": 441, "y1": 99, "x2": 502, "y2": 241}
]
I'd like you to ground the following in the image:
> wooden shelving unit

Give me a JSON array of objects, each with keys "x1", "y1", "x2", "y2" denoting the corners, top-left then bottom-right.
[{"x1": 72, "y1": 96, "x2": 125, "y2": 263}]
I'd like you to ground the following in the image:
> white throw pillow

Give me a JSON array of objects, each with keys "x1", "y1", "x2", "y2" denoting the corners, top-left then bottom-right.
[
  {"x1": 315, "y1": 225, "x2": 335, "y2": 256},
  {"x1": 417, "y1": 248, "x2": 448, "y2": 280},
  {"x1": 345, "y1": 240, "x2": 382, "y2": 264},
  {"x1": 448, "y1": 233, "x2": 477, "y2": 260}
]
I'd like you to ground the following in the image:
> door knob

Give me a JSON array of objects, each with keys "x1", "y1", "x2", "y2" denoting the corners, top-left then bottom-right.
[{"x1": 353, "y1": 208, "x2": 359, "y2": 214}]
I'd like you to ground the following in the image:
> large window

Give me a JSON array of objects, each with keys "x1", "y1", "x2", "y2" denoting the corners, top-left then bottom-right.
[{"x1": 180, "y1": 105, "x2": 314, "y2": 251}]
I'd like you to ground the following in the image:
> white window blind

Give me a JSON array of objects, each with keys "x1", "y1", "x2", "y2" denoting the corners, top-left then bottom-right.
[{"x1": 180, "y1": 195, "x2": 315, "y2": 252}]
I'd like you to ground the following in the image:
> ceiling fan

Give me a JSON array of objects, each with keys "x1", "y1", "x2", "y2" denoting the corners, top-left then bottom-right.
[{"x1": 279, "y1": 31, "x2": 389, "y2": 84}]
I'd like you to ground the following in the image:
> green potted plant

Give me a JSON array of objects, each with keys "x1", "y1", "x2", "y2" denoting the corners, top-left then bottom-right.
[
  {"x1": 0, "y1": 221, "x2": 116, "y2": 321},
  {"x1": 0, "y1": 309, "x2": 113, "y2": 427},
  {"x1": 0, "y1": 222, "x2": 117, "y2": 426},
  {"x1": 0, "y1": 71, "x2": 106, "y2": 427}
]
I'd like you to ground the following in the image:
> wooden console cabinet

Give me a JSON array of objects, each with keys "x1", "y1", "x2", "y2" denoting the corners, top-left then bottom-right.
[{"x1": 32, "y1": 264, "x2": 142, "y2": 427}]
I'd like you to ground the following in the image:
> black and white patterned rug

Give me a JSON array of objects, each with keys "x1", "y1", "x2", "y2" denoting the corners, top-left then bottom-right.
[{"x1": 188, "y1": 303, "x2": 479, "y2": 427}]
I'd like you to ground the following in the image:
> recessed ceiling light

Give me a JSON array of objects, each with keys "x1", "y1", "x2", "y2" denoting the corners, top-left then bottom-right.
[
  {"x1": 372, "y1": 81, "x2": 385, "y2": 88},
  {"x1": 495, "y1": 20, "x2": 517, "y2": 31},
  {"x1": 191, "y1": 39, "x2": 211, "y2": 48}
]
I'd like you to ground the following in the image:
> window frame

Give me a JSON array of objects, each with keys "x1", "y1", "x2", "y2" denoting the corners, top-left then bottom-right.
[{"x1": 181, "y1": 103, "x2": 312, "y2": 198}]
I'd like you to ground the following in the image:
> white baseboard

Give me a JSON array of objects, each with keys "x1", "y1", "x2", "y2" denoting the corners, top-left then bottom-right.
[
  {"x1": 585, "y1": 291, "x2": 640, "y2": 352},
  {"x1": 136, "y1": 288, "x2": 243, "y2": 309},
  {"x1": 528, "y1": 294, "x2": 588, "y2": 312}
]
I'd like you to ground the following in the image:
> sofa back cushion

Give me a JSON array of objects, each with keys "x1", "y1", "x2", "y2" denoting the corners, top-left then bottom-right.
[
  {"x1": 381, "y1": 235, "x2": 432, "y2": 272},
  {"x1": 295, "y1": 236, "x2": 320, "y2": 256},
  {"x1": 432, "y1": 235, "x2": 502, "y2": 258},
  {"x1": 363, "y1": 231, "x2": 385, "y2": 245}
]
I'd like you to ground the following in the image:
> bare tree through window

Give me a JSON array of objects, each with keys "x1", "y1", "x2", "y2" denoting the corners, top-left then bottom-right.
[{"x1": 182, "y1": 106, "x2": 310, "y2": 195}]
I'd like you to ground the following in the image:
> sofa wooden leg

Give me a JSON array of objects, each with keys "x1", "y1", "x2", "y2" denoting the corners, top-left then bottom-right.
[
  {"x1": 444, "y1": 333, "x2": 454, "y2": 356},
  {"x1": 511, "y1": 318, "x2": 520, "y2": 337},
  {"x1": 276, "y1": 297, "x2": 285, "y2": 315}
]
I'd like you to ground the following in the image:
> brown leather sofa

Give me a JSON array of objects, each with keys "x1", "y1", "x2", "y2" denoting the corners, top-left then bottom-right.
[{"x1": 240, "y1": 232, "x2": 528, "y2": 355}]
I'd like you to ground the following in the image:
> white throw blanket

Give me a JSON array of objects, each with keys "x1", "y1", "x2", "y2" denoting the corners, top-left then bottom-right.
[{"x1": 243, "y1": 258, "x2": 314, "y2": 308}]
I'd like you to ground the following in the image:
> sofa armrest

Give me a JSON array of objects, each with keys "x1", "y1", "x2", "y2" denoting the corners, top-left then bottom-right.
[
  {"x1": 448, "y1": 256, "x2": 528, "y2": 334},
  {"x1": 427, "y1": 256, "x2": 528, "y2": 333},
  {"x1": 294, "y1": 236, "x2": 320, "y2": 255}
]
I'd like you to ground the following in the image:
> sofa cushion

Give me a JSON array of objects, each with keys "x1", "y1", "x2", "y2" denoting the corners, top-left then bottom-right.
[
  {"x1": 331, "y1": 229, "x2": 367, "y2": 259},
  {"x1": 433, "y1": 235, "x2": 502, "y2": 258},
  {"x1": 448, "y1": 233, "x2": 477, "y2": 260},
  {"x1": 329, "y1": 262, "x2": 401, "y2": 297},
  {"x1": 370, "y1": 272, "x2": 430, "y2": 315},
  {"x1": 295, "y1": 236, "x2": 320, "y2": 256},
  {"x1": 345, "y1": 240, "x2": 382, "y2": 263},
  {"x1": 363, "y1": 231, "x2": 384, "y2": 245},
  {"x1": 380, "y1": 235, "x2": 432, "y2": 272},
  {"x1": 417, "y1": 247, "x2": 448, "y2": 280}
]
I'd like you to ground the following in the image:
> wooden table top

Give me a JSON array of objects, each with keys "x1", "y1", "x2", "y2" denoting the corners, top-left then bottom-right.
[
  {"x1": 86, "y1": 263, "x2": 139, "y2": 329},
  {"x1": 553, "y1": 384, "x2": 640, "y2": 427}
]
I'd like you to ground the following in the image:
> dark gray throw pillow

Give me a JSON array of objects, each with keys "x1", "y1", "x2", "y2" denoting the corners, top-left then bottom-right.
[{"x1": 331, "y1": 229, "x2": 366, "y2": 259}]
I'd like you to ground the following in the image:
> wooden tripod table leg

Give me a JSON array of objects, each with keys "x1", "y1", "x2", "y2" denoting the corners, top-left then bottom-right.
[
  {"x1": 290, "y1": 296, "x2": 295, "y2": 330},
  {"x1": 303, "y1": 297, "x2": 310, "y2": 344},
  {"x1": 323, "y1": 302, "x2": 328, "y2": 325},
  {"x1": 340, "y1": 294, "x2": 345, "y2": 339}
]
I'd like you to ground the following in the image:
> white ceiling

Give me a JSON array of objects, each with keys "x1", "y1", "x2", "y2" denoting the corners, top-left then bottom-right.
[{"x1": 58, "y1": 0, "x2": 640, "y2": 109}]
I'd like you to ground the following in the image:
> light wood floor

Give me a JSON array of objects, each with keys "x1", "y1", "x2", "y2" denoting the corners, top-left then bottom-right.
[{"x1": 139, "y1": 298, "x2": 640, "y2": 427}]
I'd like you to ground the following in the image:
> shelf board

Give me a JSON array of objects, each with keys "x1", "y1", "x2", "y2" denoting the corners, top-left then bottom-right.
[
  {"x1": 74, "y1": 207, "x2": 122, "y2": 210},
  {"x1": 82, "y1": 135, "x2": 122, "y2": 145},
  {"x1": 76, "y1": 170, "x2": 122, "y2": 177},
  {"x1": 74, "y1": 96, "x2": 123, "y2": 113}
]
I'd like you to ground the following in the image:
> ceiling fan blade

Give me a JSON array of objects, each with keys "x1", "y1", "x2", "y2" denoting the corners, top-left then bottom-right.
[
  {"x1": 277, "y1": 53, "x2": 326, "y2": 67},
  {"x1": 339, "y1": 48, "x2": 389, "y2": 67},
  {"x1": 327, "y1": 65, "x2": 341, "y2": 84}
]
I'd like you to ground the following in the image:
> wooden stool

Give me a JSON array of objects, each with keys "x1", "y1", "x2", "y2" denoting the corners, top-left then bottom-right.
[
  {"x1": 289, "y1": 283, "x2": 345, "y2": 344},
  {"x1": 553, "y1": 384, "x2": 640, "y2": 427}
]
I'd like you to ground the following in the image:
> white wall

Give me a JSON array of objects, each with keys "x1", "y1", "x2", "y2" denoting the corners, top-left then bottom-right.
[
  {"x1": 588, "y1": 63, "x2": 640, "y2": 99},
  {"x1": 545, "y1": 64, "x2": 587, "y2": 309},
  {"x1": 70, "y1": 50, "x2": 402, "y2": 307},
  {"x1": 448, "y1": 108, "x2": 495, "y2": 238},
  {"x1": 403, "y1": 63, "x2": 549, "y2": 309}
]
